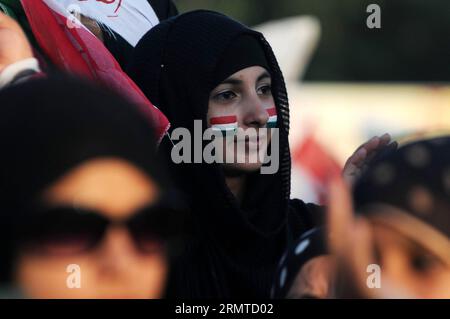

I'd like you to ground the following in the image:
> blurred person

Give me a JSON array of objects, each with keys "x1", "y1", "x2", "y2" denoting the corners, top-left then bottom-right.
[
  {"x1": 128, "y1": 10, "x2": 394, "y2": 298},
  {"x1": 272, "y1": 227, "x2": 335, "y2": 299},
  {"x1": 0, "y1": 1, "x2": 171, "y2": 143},
  {"x1": 328, "y1": 136, "x2": 450, "y2": 298},
  {"x1": 0, "y1": 0, "x2": 178, "y2": 69},
  {"x1": 0, "y1": 11, "x2": 40, "y2": 89},
  {"x1": 0, "y1": 76, "x2": 183, "y2": 299},
  {"x1": 55, "y1": 0, "x2": 178, "y2": 68}
]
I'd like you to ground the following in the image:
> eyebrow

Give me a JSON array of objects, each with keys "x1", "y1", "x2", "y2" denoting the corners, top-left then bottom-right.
[
  {"x1": 257, "y1": 71, "x2": 271, "y2": 82},
  {"x1": 220, "y1": 71, "x2": 271, "y2": 86}
]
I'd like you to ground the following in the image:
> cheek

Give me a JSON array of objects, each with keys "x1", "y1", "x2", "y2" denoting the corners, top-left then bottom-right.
[
  {"x1": 265, "y1": 95, "x2": 275, "y2": 108},
  {"x1": 14, "y1": 252, "x2": 169, "y2": 298},
  {"x1": 15, "y1": 253, "x2": 92, "y2": 298},
  {"x1": 414, "y1": 268, "x2": 450, "y2": 298},
  {"x1": 130, "y1": 253, "x2": 168, "y2": 298}
]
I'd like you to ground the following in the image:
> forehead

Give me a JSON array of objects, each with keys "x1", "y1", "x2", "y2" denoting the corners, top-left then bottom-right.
[
  {"x1": 221, "y1": 66, "x2": 271, "y2": 83},
  {"x1": 40, "y1": 158, "x2": 159, "y2": 219}
]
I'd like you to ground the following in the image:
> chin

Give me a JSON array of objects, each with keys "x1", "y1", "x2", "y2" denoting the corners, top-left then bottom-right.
[{"x1": 223, "y1": 162, "x2": 263, "y2": 173}]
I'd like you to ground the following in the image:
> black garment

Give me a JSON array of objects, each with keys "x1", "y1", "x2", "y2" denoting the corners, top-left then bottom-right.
[
  {"x1": 128, "y1": 10, "x2": 324, "y2": 298},
  {"x1": 213, "y1": 34, "x2": 269, "y2": 87},
  {"x1": 148, "y1": 0, "x2": 179, "y2": 21},
  {"x1": 354, "y1": 136, "x2": 450, "y2": 238},
  {"x1": 0, "y1": 75, "x2": 168, "y2": 283},
  {"x1": 103, "y1": 0, "x2": 178, "y2": 70}
]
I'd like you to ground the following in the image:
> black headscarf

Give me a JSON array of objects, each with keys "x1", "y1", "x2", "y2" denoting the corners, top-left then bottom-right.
[
  {"x1": 354, "y1": 136, "x2": 450, "y2": 240},
  {"x1": 129, "y1": 10, "x2": 320, "y2": 298},
  {"x1": 0, "y1": 75, "x2": 170, "y2": 283}
]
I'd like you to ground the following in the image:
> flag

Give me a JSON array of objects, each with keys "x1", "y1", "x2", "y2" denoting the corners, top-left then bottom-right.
[
  {"x1": 55, "y1": 0, "x2": 159, "y2": 47},
  {"x1": 20, "y1": 0, "x2": 170, "y2": 143}
]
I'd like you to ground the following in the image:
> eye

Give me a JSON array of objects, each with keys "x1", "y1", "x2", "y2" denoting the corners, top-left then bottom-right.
[
  {"x1": 257, "y1": 84, "x2": 272, "y2": 96},
  {"x1": 213, "y1": 90, "x2": 237, "y2": 102},
  {"x1": 410, "y1": 253, "x2": 441, "y2": 274}
]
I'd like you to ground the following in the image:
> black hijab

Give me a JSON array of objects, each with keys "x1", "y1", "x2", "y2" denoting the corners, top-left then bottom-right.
[
  {"x1": 129, "y1": 10, "x2": 320, "y2": 298},
  {"x1": 0, "y1": 75, "x2": 171, "y2": 284}
]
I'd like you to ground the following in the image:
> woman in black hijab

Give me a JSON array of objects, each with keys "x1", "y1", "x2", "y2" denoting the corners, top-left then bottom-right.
[
  {"x1": 128, "y1": 10, "x2": 390, "y2": 298},
  {"x1": 0, "y1": 76, "x2": 182, "y2": 298}
]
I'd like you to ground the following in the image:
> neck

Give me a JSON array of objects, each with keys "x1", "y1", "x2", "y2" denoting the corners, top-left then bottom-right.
[{"x1": 225, "y1": 175, "x2": 246, "y2": 203}]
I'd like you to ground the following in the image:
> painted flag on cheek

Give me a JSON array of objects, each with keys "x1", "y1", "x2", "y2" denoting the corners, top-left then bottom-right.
[
  {"x1": 210, "y1": 115, "x2": 238, "y2": 136},
  {"x1": 266, "y1": 107, "x2": 278, "y2": 128}
]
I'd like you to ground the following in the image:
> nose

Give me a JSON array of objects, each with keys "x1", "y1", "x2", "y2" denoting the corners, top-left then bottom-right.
[
  {"x1": 95, "y1": 226, "x2": 137, "y2": 278},
  {"x1": 241, "y1": 93, "x2": 269, "y2": 129}
]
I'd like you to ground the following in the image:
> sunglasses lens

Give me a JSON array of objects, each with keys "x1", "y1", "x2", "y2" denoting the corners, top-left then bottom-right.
[
  {"x1": 132, "y1": 232, "x2": 166, "y2": 254},
  {"x1": 127, "y1": 209, "x2": 177, "y2": 254},
  {"x1": 18, "y1": 207, "x2": 106, "y2": 256}
]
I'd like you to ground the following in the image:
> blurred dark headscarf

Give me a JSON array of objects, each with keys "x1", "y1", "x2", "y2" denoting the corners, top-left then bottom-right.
[{"x1": 354, "y1": 136, "x2": 450, "y2": 248}]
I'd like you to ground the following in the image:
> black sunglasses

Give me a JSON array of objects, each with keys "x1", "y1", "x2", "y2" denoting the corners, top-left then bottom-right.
[{"x1": 14, "y1": 197, "x2": 186, "y2": 256}]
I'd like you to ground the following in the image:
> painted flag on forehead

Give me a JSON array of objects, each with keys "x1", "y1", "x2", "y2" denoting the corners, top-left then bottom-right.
[
  {"x1": 55, "y1": 0, "x2": 159, "y2": 47},
  {"x1": 20, "y1": 0, "x2": 170, "y2": 143},
  {"x1": 266, "y1": 107, "x2": 277, "y2": 128},
  {"x1": 210, "y1": 115, "x2": 238, "y2": 136}
]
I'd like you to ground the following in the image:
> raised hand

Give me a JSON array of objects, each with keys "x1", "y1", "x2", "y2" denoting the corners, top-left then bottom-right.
[{"x1": 343, "y1": 133, "x2": 397, "y2": 187}]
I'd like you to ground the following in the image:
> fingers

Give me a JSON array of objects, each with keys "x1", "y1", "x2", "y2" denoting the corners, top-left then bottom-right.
[
  {"x1": 347, "y1": 147, "x2": 367, "y2": 168},
  {"x1": 342, "y1": 147, "x2": 368, "y2": 186},
  {"x1": 379, "y1": 133, "x2": 391, "y2": 146},
  {"x1": 345, "y1": 135, "x2": 381, "y2": 169},
  {"x1": 344, "y1": 133, "x2": 394, "y2": 180},
  {"x1": 365, "y1": 133, "x2": 391, "y2": 162},
  {"x1": 327, "y1": 175, "x2": 379, "y2": 298},
  {"x1": 348, "y1": 217, "x2": 377, "y2": 295},
  {"x1": 355, "y1": 133, "x2": 391, "y2": 157},
  {"x1": 327, "y1": 175, "x2": 354, "y2": 253}
]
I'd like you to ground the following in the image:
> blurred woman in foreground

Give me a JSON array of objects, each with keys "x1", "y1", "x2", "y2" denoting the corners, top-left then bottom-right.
[
  {"x1": 0, "y1": 76, "x2": 182, "y2": 298},
  {"x1": 329, "y1": 136, "x2": 450, "y2": 298}
]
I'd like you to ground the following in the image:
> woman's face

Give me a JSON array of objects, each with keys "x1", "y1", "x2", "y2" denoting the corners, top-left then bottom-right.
[
  {"x1": 372, "y1": 223, "x2": 450, "y2": 298},
  {"x1": 207, "y1": 66, "x2": 276, "y2": 172},
  {"x1": 14, "y1": 158, "x2": 168, "y2": 299}
]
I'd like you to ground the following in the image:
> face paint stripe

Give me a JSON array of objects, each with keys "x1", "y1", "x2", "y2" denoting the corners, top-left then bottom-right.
[
  {"x1": 210, "y1": 115, "x2": 238, "y2": 125},
  {"x1": 212, "y1": 125, "x2": 238, "y2": 136},
  {"x1": 267, "y1": 107, "x2": 277, "y2": 117},
  {"x1": 210, "y1": 115, "x2": 238, "y2": 136},
  {"x1": 267, "y1": 107, "x2": 278, "y2": 128}
]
